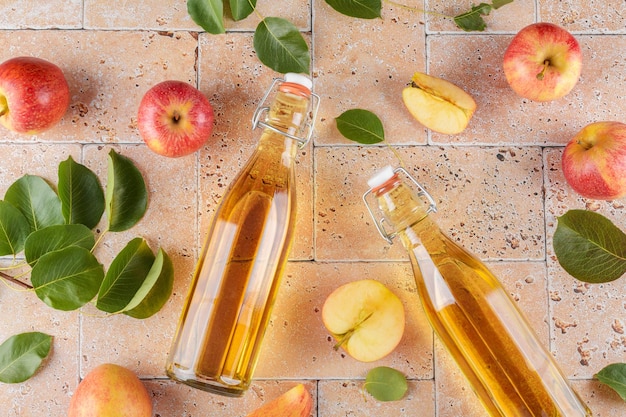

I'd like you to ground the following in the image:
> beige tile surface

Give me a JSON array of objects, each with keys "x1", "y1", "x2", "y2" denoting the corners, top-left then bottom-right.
[{"x1": 0, "y1": 1, "x2": 625, "y2": 416}]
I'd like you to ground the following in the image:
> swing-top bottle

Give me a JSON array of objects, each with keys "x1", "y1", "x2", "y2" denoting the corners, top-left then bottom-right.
[
  {"x1": 166, "y1": 73, "x2": 319, "y2": 397},
  {"x1": 363, "y1": 166, "x2": 592, "y2": 417}
]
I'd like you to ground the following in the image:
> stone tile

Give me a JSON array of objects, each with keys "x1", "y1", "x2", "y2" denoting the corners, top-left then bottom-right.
[
  {"x1": 319, "y1": 379, "x2": 435, "y2": 416},
  {"x1": 149, "y1": 379, "x2": 317, "y2": 416},
  {"x1": 313, "y1": 0, "x2": 427, "y2": 146},
  {"x1": 85, "y1": 0, "x2": 311, "y2": 31},
  {"x1": 426, "y1": 0, "x2": 535, "y2": 32},
  {"x1": 80, "y1": 144, "x2": 198, "y2": 378},
  {"x1": 544, "y1": 148, "x2": 626, "y2": 379},
  {"x1": 0, "y1": 1, "x2": 82, "y2": 29},
  {"x1": 314, "y1": 146, "x2": 545, "y2": 261},
  {"x1": 573, "y1": 379, "x2": 626, "y2": 416},
  {"x1": 197, "y1": 32, "x2": 314, "y2": 260},
  {"x1": 0, "y1": 30, "x2": 198, "y2": 144},
  {"x1": 540, "y1": 0, "x2": 626, "y2": 33},
  {"x1": 254, "y1": 261, "x2": 434, "y2": 380}
]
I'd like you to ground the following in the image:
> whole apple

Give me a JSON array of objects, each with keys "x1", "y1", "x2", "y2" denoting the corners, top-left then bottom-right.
[
  {"x1": 562, "y1": 121, "x2": 626, "y2": 200},
  {"x1": 503, "y1": 22, "x2": 582, "y2": 102},
  {"x1": 0, "y1": 56, "x2": 70, "y2": 134},
  {"x1": 68, "y1": 363, "x2": 152, "y2": 417},
  {"x1": 137, "y1": 80, "x2": 214, "y2": 157}
]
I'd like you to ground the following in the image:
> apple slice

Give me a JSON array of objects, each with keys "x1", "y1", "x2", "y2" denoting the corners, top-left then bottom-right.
[
  {"x1": 245, "y1": 384, "x2": 312, "y2": 417},
  {"x1": 402, "y1": 71, "x2": 476, "y2": 135},
  {"x1": 322, "y1": 279, "x2": 405, "y2": 362}
]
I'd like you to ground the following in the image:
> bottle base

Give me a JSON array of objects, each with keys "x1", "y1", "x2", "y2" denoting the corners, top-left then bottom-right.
[{"x1": 166, "y1": 366, "x2": 248, "y2": 397}]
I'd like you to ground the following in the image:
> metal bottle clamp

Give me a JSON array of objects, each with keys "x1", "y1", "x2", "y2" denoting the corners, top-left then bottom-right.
[
  {"x1": 251, "y1": 76, "x2": 321, "y2": 148},
  {"x1": 362, "y1": 166, "x2": 437, "y2": 244}
]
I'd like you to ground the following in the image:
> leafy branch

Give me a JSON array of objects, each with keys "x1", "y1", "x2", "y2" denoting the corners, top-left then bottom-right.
[{"x1": 188, "y1": 0, "x2": 514, "y2": 74}]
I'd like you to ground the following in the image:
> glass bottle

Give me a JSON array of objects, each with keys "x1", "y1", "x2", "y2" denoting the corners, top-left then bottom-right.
[
  {"x1": 363, "y1": 166, "x2": 592, "y2": 417},
  {"x1": 166, "y1": 74, "x2": 319, "y2": 397}
]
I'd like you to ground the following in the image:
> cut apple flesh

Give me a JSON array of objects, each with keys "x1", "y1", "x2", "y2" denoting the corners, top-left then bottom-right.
[
  {"x1": 322, "y1": 279, "x2": 405, "y2": 362},
  {"x1": 402, "y1": 72, "x2": 476, "y2": 135}
]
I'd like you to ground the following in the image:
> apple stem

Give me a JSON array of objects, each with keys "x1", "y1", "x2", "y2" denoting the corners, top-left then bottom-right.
[
  {"x1": 536, "y1": 60, "x2": 550, "y2": 81},
  {"x1": 332, "y1": 312, "x2": 373, "y2": 351}
]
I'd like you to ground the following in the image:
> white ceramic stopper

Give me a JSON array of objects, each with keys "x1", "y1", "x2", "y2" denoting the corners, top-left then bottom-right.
[
  {"x1": 367, "y1": 165, "x2": 396, "y2": 189},
  {"x1": 284, "y1": 72, "x2": 312, "y2": 90}
]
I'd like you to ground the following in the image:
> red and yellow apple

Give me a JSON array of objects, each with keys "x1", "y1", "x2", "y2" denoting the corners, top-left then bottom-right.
[
  {"x1": 137, "y1": 80, "x2": 214, "y2": 157},
  {"x1": 245, "y1": 384, "x2": 312, "y2": 417},
  {"x1": 0, "y1": 56, "x2": 70, "y2": 134},
  {"x1": 562, "y1": 121, "x2": 626, "y2": 200},
  {"x1": 68, "y1": 363, "x2": 152, "y2": 417},
  {"x1": 322, "y1": 279, "x2": 405, "y2": 362},
  {"x1": 402, "y1": 71, "x2": 477, "y2": 135},
  {"x1": 503, "y1": 22, "x2": 582, "y2": 102}
]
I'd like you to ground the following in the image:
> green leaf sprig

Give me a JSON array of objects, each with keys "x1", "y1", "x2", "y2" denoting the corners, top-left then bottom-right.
[
  {"x1": 188, "y1": 0, "x2": 513, "y2": 74},
  {"x1": 364, "y1": 366, "x2": 408, "y2": 401},
  {"x1": 0, "y1": 332, "x2": 52, "y2": 384},
  {"x1": 553, "y1": 209, "x2": 626, "y2": 283},
  {"x1": 0, "y1": 149, "x2": 174, "y2": 318},
  {"x1": 595, "y1": 363, "x2": 626, "y2": 402}
]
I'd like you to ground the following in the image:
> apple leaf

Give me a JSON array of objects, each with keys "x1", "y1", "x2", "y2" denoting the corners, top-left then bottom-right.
[
  {"x1": 553, "y1": 210, "x2": 626, "y2": 283},
  {"x1": 324, "y1": 0, "x2": 382, "y2": 19},
  {"x1": 364, "y1": 366, "x2": 408, "y2": 401},
  {"x1": 229, "y1": 0, "x2": 256, "y2": 21},
  {"x1": 106, "y1": 149, "x2": 148, "y2": 232},
  {"x1": 453, "y1": 0, "x2": 513, "y2": 32},
  {"x1": 24, "y1": 224, "x2": 95, "y2": 267},
  {"x1": 4, "y1": 175, "x2": 64, "y2": 233},
  {"x1": 595, "y1": 363, "x2": 626, "y2": 402},
  {"x1": 31, "y1": 246, "x2": 104, "y2": 311},
  {"x1": 96, "y1": 237, "x2": 156, "y2": 314},
  {"x1": 335, "y1": 109, "x2": 385, "y2": 144},
  {"x1": 58, "y1": 156, "x2": 105, "y2": 229},
  {"x1": 188, "y1": 0, "x2": 225, "y2": 34},
  {"x1": 0, "y1": 200, "x2": 30, "y2": 256},
  {"x1": 254, "y1": 17, "x2": 310, "y2": 74},
  {"x1": 0, "y1": 332, "x2": 52, "y2": 384},
  {"x1": 122, "y1": 248, "x2": 174, "y2": 319}
]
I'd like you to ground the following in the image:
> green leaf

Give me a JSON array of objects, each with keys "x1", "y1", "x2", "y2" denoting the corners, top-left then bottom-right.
[
  {"x1": 0, "y1": 332, "x2": 52, "y2": 384},
  {"x1": 0, "y1": 200, "x2": 30, "y2": 256},
  {"x1": 106, "y1": 150, "x2": 148, "y2": 233},
  {"x1": 58, "y1": 156, "x2": 105, "y2": 229},
  {"x1": 364, "y1": 366, "x2": 408, "y2": 402},
  {"x1": 24, "y1": 224, "x2": 95, "y2": 266},
  {"x1": 188, "y1": 0, "x2": 225, "y2": 34},
  {"x1": 335, "y1": 109, "x2": 385, "y2": 144},
  {"x1": 4, "y1": 175, "x2": 64, "y2": 233},
  {"x1": 31, "y1": 246, "x2": 104, "y2": 311},
  {"x1": 553, "y1": 210, "x2": 626, "y2": 283},
  {"x1": 324, "y1": 0, "x2": 382, "y2": 19},
  {"x1": 254, "y1": 17, "x2": 310, "y2": 74},
  {"x1": 596, "y1": 363, "x2": 626, "y2": 402},
  {"x1": 96, "y1": 238, "x2": 156, "y2": 314},
  {"x1": 229, "y1": 0, "x2": 256, "y2": 21},
  {"x1": 453, "y1": 0, "x2": 513, "y2": 32},
  {"x1": 123, "y1": 248, "x2": 175, "y2": 319}
]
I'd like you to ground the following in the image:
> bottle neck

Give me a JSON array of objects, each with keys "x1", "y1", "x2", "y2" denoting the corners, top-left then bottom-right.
[
  {"x1": 373, "y1": 175, "x2": 433, "y2": 235},
  {"x1": 261, "y1": 82, "x2": 311, "y2": 145}
]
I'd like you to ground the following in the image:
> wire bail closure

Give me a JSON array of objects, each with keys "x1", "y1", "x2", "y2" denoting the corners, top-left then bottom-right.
[
  {"x1": 251, "y1": 76, "x2": 321, "y2": 148},
  {"x1": 362, "y1": 167, "x2": 437, "y2": 244}
]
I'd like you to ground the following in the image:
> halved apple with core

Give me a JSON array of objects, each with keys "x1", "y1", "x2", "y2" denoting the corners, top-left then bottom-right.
[
  {"x1": 322, "y1": 279, "x2": 405, "y2": 362},
  {"x1": 402, "y1": 72, "x2": 477, "y2": 135}
]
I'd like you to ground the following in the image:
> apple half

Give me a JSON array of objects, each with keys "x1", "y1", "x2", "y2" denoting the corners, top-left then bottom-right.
[
  {"x1": 322, "y1": 279, "x2": 405, "y2": 362},
  {"x1": 402, "y1": 71, "x2": 477, "y2": 135}
]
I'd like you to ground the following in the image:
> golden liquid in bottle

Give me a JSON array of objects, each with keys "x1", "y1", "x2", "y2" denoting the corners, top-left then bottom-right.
[
  {"x1": 166, "y1": 86, "x2": 308, "y2": 396},
  {"x1": 377, "y1": 180, "x2": 591, "y2": 417}
]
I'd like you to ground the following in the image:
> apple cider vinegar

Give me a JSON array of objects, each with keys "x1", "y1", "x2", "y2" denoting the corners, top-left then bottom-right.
[
  {"x1": 166, "y1": 74, "x2": 318, "y2": 397},
  {"x1": 364, "y1": 166, "x2": 592, "y2": 417}
]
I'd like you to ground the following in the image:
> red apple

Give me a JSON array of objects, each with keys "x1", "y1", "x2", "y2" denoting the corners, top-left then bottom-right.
[
  {"x1": 562, "y1": 121, "x2": 626, "y2": 200},
  {"x1": 0, "y1": 56, "x2": 70, "y2": 134},
  {"x1": 503, "y1": 22, "x2": 582, "y2": 102},
  {"x1": 137, "y1": 80, "x2": 214, "y2": 157}
]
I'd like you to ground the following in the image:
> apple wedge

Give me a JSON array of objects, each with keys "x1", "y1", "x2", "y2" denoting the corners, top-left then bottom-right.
[
  {"x1": 322, "y1": 279, "x2": 405, "y2": 362},
  {"x1": 245, "y1": 384, "x2": 312, "y2": 417},
  {"x1": 402, "y1": 72, "x2": 476, "y2": 135}
]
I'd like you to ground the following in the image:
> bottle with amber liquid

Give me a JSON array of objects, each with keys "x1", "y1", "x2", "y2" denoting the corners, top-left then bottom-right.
[
  {"x1": 363, "y1": 166, "x2": 592, "y2": 417},
  {"x1": 166, "y1": 74, "x2": 319, "y2": 397}
]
